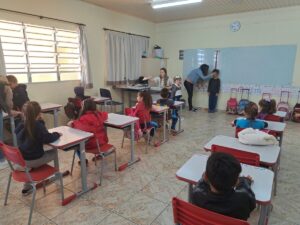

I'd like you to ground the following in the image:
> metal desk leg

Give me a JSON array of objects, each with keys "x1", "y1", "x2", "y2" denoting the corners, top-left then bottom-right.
[
  {"x1": 53, "y1": 109, "x2": 58, "y2": 127},
  {"x1": 188, "y1": 183, "x2": 193, "y2": 203},
  {"x1": 273, "y1": 162, "x2": 279, "y2": 196},
  {"x1": 174, "y1": 105, "x2": 184, "y2": 135},
  {"x1": 279, "y1": 133, "x2": 283, "y2": 147},
  {"x1": 121, "y1": 90, "x2": 125, "y2": 112},
  {"x1": 258, "y1": 204, "x2": 270, "y2": 225},
  {"x1": 128, "y1": 91, "x2": 132, "y2": 107},
  {"x1": 9, "y1": 116, "x2": 17, "y2": 147},
  {"x1": 118, "y1": 122, "x2": 140, "y2": 171},
  {"x1": 160, "y1": 110, "x2": 169, "y2": 144}
]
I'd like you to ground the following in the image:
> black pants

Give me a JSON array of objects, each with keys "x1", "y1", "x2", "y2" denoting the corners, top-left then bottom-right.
[
  {"x1": 209, "y1": 93, "x2": 218, "y2": 112},
  {"x1": 184, "y1": 80, "x2": 194, "y2": 110}
]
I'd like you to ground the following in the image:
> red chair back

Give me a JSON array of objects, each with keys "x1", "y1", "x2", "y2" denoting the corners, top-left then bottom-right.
[
  {"x1": 211, "y1": 144, "x2": 260, "y2": 166},
  {"x1": 172, "y1": 197, "x2": 249, "y2": 225},
  {"x1": 264, "y1": 114, "x2": 282, "y2": 122},
  {"x1": 0, "y1": 141, "x2": 26, "y2": 167}
]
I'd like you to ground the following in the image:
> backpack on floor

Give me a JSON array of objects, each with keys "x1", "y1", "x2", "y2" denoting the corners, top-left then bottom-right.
[
  {"x1": 292, "y1": 90, "x2": 300, "y2": 122},
  {"x1": 277, "y1": 91, "x2": 291, "y2": 120},
  {"x1": 237, "y1": 88, "x2": 250, "y2": 115},
  {"x1": 226, "y1": 88, "x2": 238, "y2": 114}
]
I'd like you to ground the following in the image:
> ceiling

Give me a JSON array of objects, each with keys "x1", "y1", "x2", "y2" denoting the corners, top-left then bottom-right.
[{"x1": 82, "y1": 0, "x2": 300, "y2": 23}]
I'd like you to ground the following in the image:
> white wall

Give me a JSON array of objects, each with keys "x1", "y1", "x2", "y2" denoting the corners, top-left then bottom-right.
[
  {"x1": 155, "y1": 6, "x2": 300, "y2": 109},
  {"x1": 0, "y1": 0, "x2": 155, "y2": 125}
]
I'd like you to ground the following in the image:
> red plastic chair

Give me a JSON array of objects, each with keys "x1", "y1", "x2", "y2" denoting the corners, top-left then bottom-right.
[
  {"x1": 211, "y1": 144, "x2": 260, "y2": 166},
  {"x1": 70, "y1": 139, "x2": 117, "y2": 185},
  {"x1": 0, "y1": 142, "x2": 65, "y2": 225},
  {"x1": 264, "y1": 114, "x2": 282, "y2": 122},
  {"x1": 172, "y1": 197, "x2": 250, "y2": 225}
]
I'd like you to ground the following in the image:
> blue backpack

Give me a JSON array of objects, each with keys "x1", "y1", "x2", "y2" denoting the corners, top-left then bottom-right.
[{"x1": 237, "y1": 89, "x2": 250, "y2": 115}]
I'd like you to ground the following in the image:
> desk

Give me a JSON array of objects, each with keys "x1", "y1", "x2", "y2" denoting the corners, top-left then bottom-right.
[
  {"x1": 204, "y1": 135, "x2": 280, "y2": 194},
  {"x1": 236, "y1": 117, "x2": 286, "y2": 146},
  {"x1": 48, "y1": 126, "x2": 96, "y2": 202},
  {"x1": 176, "y1": 154, "x2": 274, "y2": 225},
  {"x1": 91, "y1": 96, "x2": 111, "y2": 111},
  {"x1": 151, "y1": 105, "x2": 169, "y2": 144},
  {"x1": 104, "y1": 113, "x2": 140, "y2": 170},
  {"x1": 40, "y1": 103, "x2": 62, "y2": 127},
  {"x1": 273, "y1": 111, "x2": 287, "y2": 120}
]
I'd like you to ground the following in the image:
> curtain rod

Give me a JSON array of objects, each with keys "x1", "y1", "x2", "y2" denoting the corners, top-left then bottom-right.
[
  {"x1": 103, "y1": 28, "x2": 150, "y2": 39},
  {"x1": 0, "y1": 8, "x2": 86, "y2": 26}
]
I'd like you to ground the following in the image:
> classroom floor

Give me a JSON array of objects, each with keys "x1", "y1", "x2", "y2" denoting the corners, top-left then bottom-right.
[{"x1": 0, "y1": 110, "x2": 300, "y2": 225}]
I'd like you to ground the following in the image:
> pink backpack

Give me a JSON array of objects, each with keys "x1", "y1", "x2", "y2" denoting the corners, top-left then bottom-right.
[
  {"x1": 292, "y1": 91, "x2": 300, "y2": 122},
  {"x1": 226, "y1": 88, "x2": 238, "y2": 114},
  {"x1": 277, "y1": 91, "x2": 291, "y2": 120}
]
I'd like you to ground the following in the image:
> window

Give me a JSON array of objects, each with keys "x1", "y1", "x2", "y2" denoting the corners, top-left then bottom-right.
[{"x1": 0, "y1": 20, "x2": 81, "y2": 83}]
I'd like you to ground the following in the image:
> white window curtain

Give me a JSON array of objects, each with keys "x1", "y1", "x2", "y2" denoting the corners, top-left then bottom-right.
[
  {"x1": 105, "y1": 30, "x2": 149, "y2": 85},
  {"x1": 0, "y1": 38, "x2": 6, "y2": 75},
  {"x1": 79, "y1": 25, "x2": 93, "y2": 89}
]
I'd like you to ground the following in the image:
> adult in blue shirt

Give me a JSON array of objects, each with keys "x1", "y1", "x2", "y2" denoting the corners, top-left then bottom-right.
[{"x1": 184, "y1": 64, "x2": 211, "y2": 111}]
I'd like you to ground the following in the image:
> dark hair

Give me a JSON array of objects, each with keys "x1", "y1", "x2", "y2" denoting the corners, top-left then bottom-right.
[
  {"x1": 244, "y1": 101, "x2": 258, "y2": 120},
  {"x1": 160, "y1": 88, "x2": 169, "y2": 98},
  {"x1": 22, "y1": 101, "x2": 42, "y2": 140},
  {"x1": 269, "y1": 99, "x2": 277, "y2": 114},
  {"x1": 259, "y1": 99, "x2": 277, "y2": 114},
  {"x1": 173, "y1": 76, "x2": 182, "y2": 82},
  {"x1": 138, "y1": 91, "x2": 152, "y2": 110},
  {"x1": 6, "y1": 75, "x2": 18, "y2": 84},
  {"x1": 212, "y1": 69, "x2": 220, "y2": 75},
  {"x1": 160, "y1": 68, "x2": 169, "y2": 87},
  {"x1": 81, "y1": 98, "x2": 97, "y2": 116},
  {"x1": 74, "y1": 86, "x2": 85, "y2": 99},
  {"x1": 200, "y1": 64, "x2": 209, "y2": 76},
  {"x1": 206, "y1": 152, "x2": 241, "y2": 193}
]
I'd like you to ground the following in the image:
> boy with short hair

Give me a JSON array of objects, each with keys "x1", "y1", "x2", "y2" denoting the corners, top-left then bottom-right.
[
  {"x1": 6, "y1": 75, "x2": 30, "y2": 111},
  {"x1": 207, "y1": 69, "x2": 221, "y2": 113},
  {"x1": 170, "y1": 76, "x2": 182, "y2": 101},
  {"x1": 157, "y1": 88, "x2": 178, "y2": 132},
  {"x1": 191, "y1": 152, "x2": 256, "y2": 221}
]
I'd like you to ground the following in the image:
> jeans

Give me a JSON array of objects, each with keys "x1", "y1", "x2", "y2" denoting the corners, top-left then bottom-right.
[
  {"x1": 208, "y1": 93, "x2": 218, "y2": 112},
  {"x1": 141, "y1": 122, "x2": 157, "y2": 137},
  {"x1": 0, "y1": 111, "x2": 4, "y2": 161},
  {"x1": 184, "y1": 80, "x2": 194, "y2": 110},
  {"x1": 171, "y1": 109, "x2": 178, "y2": 130}
]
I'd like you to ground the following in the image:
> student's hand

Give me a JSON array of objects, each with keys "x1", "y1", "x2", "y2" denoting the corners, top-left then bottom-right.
[
  {"x1": 230, "y1": 121, "x2": 235, "y2": 127},
  {"x1": 10, "y1": 110, "x2": 22, "y2": 117},
  {"x1": 58, "y1": 132, "x2": 63, "y2": 137},
  {"x1": 243, "y1": 175, "x2": 253, "y2": 184}
]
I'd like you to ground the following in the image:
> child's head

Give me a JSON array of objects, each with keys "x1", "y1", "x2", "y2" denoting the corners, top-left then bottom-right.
[
  {"x1": 74, "y1": 86, "x2": 84, "y2": 97},
  {"x1": 258, "y1": 99, "x2": 277, "y2": 114},
  {"x1": 211, "y1": 69, "x2": 220, "y2": 79},
  {"x1": 244, "y1": 102, "x2": 258, "y2": 120},
  {"x1": 6, "y1": 75, "x2": 18, "y2": 89},
  {"x1": 200, "y1": 64, "x2": 209, "y2": 76},
  {"x1": 22, "y1": 101, "x2": 42, "y2": 140},
  {"x1": 81, "y1": 98, "x2": 97, "y2": 115},
  {"x1": 137, "y1": 91, "x2": 152, "y2": 110},
  {"x1": 159, "y1": 68, "x2": 167, "y2": 78},
  {"x1": 160, "y1": 88, "x2": 169, "y2": 99},
  {"x1": 205, "y1": 152, "x2": 242, "y2": 193},
  {"x1": 269, "y1": 99, "x2": 277, "y2": 114},
  {"x1": 173, "y1": 76, "x2": 182, "y2": 85}
]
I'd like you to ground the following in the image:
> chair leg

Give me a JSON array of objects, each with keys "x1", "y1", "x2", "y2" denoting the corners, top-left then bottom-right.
[
  {"x1": 42, "y1": 181, "x2": 46, "y2": 195},
  {"x1": 114, "y1": 150, "x2": 117, "y2": 171},
  {"x1": 70, "y1": 150, "x2": 76, "y2": 175},
  {"x1": 100, "y1": 156, "x2": 105, "y2": 185},
  {"x1": 28, "y1": 184, "x2": 36, "y2": 225},
  {"x1": 4, "y1": 172, "x2": 12, "y2": 206},
  {"x1": 58, "y1": 173, "x2": 65, "y2": 201},
  {"x1": 121, "y1": 133, "x2": 125, "y2": 148},
  {"x1": 146, "y1": 133, "x2": 151, "y2": 154}
]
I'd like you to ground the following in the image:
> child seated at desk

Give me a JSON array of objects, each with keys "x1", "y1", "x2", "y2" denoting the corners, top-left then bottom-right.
[
  {"x1": 157, "y1": 88, "x2": 178, "y2": 132},
  {"x1": 133, "y1": 91, "x2": 157, "y2": 136},
  {"x1": 6, "y1": 75, "x2": 30, "y2": 111},
  {"x1": 257, "y1": 99, "x2": 277, "y2": 120},
  {"x1": 15, "y1": 101, "x2": 61, "y2": 195},
  {"x1": 191, "y1": 152, "x2": 256, "y2": 221},
  {"x1": 234, "y1": 102, "x2": 268, "y2": 129},
  {"x1": 70, "y1": 99, "x2": 109, "y2": 163},
  {"x1": 74, "y1": 86, "x2": 90, "y2": 100},
  {"x1": 170, "y1": 76, "x2": 182, "y2": 101}
]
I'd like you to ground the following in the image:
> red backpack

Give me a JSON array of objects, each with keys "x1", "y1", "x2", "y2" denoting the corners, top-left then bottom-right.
[
  {"x1": 292, "y1": 90, "x2": 300, "y2": 122},
  {"x1": 226, "y1": 88, "x2": 238, "y2": 114},
  {"x1": 277, "y1": 91, "x2": 291, "y2": 120}
]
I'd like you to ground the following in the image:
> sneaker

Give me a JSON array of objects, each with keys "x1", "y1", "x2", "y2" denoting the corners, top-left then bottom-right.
[{"x1": 22, "y1": 187, "x2": 33, "y2": 196}]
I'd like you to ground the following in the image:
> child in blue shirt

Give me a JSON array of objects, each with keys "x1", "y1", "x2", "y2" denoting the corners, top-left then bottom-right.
[{"x1": 234, "y1": 102, "x2": 268, "y2": 129}]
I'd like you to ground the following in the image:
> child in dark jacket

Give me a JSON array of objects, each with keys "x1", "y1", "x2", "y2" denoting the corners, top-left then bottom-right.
[
  {"x1": 7, "y1": 75, "x2": 30, "y2": 111},
  {"x1": 170, "y1": 76, "x2": 182, "y2": 101},
  {"x1": 207, "y1": 69, "x2": 221, "y2": 113},
  {"x1": 157, "y1": 88, "x2": 178, "y2": 132},
  {"x1": 191, "y1": 152, "x2": 256, "y2": 221},
  {"x1": 15, "y1": 101, "x2": 61, "y2": 195},
  {"x1": 74, "y1": 86, "x2": 90, "y2": 100}
]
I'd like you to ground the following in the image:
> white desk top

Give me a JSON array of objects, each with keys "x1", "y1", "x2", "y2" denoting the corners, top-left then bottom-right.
[
  {"x1": 48, "y1": 126, "x2": 93, "y2": 149},
  {"x1": 151, "y1": 105, "x2": 169, "y2": 113},
  {"x1": 274, "y1": 111, "x2": 287, "y2": 118},
  {"x1": 104, "y1": 113, "x2": 139, "y2": 128},
  {"x1": 91, "y1": 96, "x2": 110, "y2": 103},
  {"x1": 40, "y1": 103, "x2": 62, "y2": 112},
  {"x1": 116, "y1": 85, "x2": 150, "y2": 91},
  {"x1": 204, "y1": 135, "x2": 280, "y2": 165},
  {"x1": 176, "y1": 154, "x2": 274, "y2": 203},
  {"x1": 150, "y1": 87, "x2": 162, "y2": 92},
  {"x1": 237, "y1": 117, "x2": 286, "y2": 132},
  {"x1": 153, "y1": 101, "x2": 184, "y2": 107}
]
